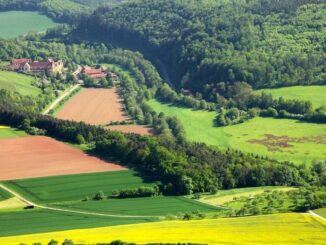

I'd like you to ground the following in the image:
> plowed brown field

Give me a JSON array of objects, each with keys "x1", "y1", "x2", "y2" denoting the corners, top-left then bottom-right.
[
  {"x1": 0, "y1": 136, "x2": 126, "y2": 180},
  {"x1": 56, "y1": 88, "x2": 129, "y2": 125},
  {"x1": 106, "y1": 125, "x2": 152, "y2": 135}
]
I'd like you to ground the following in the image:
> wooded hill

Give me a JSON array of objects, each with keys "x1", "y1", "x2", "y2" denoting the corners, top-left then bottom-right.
[{"x1": 75, "y1": 0, "x2": 326, "y2": 102}]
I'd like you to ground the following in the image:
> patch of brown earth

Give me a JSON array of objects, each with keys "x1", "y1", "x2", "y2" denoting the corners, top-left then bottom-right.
[
  {"x1": 106, "y1": 125, "x2": 152, "y2": 136},
  {"x1": 248, "y1": 134, "x2": 326, "y2": 152},
  {"x1": 56, "y1": 88, "x2": 129, "y2": 125},
  {"x1": 0, "y1": 136, "x2": 126, "y2": 181}
]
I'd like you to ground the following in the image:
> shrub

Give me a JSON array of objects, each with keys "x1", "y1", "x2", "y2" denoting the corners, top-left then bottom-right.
[{"x1": 94, "y1": 191, "x2": 106, "y2": 200}]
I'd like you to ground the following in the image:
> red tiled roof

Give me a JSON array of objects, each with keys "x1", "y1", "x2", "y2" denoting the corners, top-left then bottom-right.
[
  {"x1": 29, "y1": 61, "x2": 52, "y2": 70},
  {"x1": 82, "y1": 66, "x2": 107, "y2": 78},
  {"x1": 11, "y1": 58, "x2": 31, "y2": 65}
]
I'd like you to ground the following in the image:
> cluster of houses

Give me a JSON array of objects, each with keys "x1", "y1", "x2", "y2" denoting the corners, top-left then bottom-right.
[
  {"x1": 10, "y1": 58, "x2": 64, "y2": 74},
  {"x1": 81, "y1": 65, "x2": 118, "y2": 81},
  {"x1": 9, "y1": 58, "x2": 118, "y2": 82}
]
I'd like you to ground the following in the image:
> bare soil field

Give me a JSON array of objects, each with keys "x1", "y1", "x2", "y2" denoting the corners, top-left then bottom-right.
[
  {"x1": 0, "y1": 136, "x2": 126, "y2": 181},
  {"x1": 106, "y1": 125, "x2": 152, "y2": 136},
  {"x1": 56, "y1": 88, "x2": 129, "y2": 125}
]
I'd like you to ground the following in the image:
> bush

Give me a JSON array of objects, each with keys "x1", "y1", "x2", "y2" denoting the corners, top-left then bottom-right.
[
  {"x1": 94, "y1": 191, "x2": 106, "y2": 200},
  {"x1": 111, "y1": 185, "x2": 159, "y2": 198}
]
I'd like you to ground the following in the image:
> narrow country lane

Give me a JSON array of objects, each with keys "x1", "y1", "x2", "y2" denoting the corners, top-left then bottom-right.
[
  {"x1": 0, "y1": 184, "x2": 162, "y2": 219},
  {"x1": 42, "y1": 84, "x2": 81, "y2": 115}
]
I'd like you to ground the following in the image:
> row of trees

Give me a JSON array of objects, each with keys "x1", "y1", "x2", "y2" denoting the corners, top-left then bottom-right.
[
  {"x1": 111, "y1": 185, "x2": 160, "y2": 198},
  {"x1": 228, "y1": 186, "x2": 326, "y2": 217}
]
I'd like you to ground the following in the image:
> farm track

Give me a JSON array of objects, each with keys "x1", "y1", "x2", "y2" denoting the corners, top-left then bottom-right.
[
  {"x1": 43, "y1": 84, "x2": 80, "y2": 115},
  {"x1": 309, "y1": 210, "x2": 326, "y2": 223},
  {"x1": 0, "y1": 184, "x2": 163, "y2": 219}
]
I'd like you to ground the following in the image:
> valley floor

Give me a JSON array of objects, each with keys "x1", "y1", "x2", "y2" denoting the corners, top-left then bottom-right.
[{"x1": 147, "y1": 99, "x2": 326, "y2": 164}]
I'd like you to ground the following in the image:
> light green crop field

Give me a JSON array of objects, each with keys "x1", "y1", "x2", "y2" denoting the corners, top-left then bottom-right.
[
  {"x1": 0, "y1": 126, "x2": 28, "y2": 139},
  {"x1": 0, "y1": 11, "x2": 57, "y2": 38},
  {"x1": 314, "y1": 208, "x2": 326, "y2": 218},
  {"x1": 0, "y1": 209, "x2": 154, "y2": 237},
  {"x1": 147, "y1": 99, "x2": 326, "y2": 164},
  {"x1": 255, "y1": 85, "x2": 326, "y2": 108},
  {"x1": 198, "y1": 186, "x2": 295, "y2": 206},
  {"x1": 0, "y1": 70, "x2": 40, "y2": 96},
  {"x1": 4, "y1": 171, "x2": 219, "y2": 215}
]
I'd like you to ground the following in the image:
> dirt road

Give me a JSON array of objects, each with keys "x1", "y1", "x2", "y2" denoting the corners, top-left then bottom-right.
[
  {"x1": 42, "y1": 84, "x2": 80, "y2": 115},
  {"x1": 0, "y1": 184, "x2": 162, "y2": 219}
]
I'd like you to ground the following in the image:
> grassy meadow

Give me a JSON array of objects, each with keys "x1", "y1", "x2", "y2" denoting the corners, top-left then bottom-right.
[
  {"x1": 198, "y1": 186, "x2": 295, "y2": 206},
  {"x1": 0, "y1": 126, "x2": 28, "y2": 139},
  {"x1": 255, "y1": 85, "x2": 326, "y2": 109},
  {"x1": 0, "y1": 11, "x2": 56, "y2": 38},
  {"x1": 147, "y1": 99, "x2": 326, "y2": 164},
  {"x1": 0, "y1": 70, "x2": 40, "y2": 96},
  {"x1": 0, "y1": 213, "x2": 324, "y2": 245}
]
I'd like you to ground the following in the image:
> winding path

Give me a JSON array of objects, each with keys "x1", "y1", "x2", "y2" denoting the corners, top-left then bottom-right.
[
  {"x1": 42, "y1": 84, "x2": 81, "y2": 115},
  {"x1": 0, "y1": 184, "x2": 162, "y2": 219}
]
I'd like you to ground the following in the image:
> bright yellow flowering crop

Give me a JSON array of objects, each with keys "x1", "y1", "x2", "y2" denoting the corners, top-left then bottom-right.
[{"x1": 1, "y1": 213, "x2": 325, "y2": 245}]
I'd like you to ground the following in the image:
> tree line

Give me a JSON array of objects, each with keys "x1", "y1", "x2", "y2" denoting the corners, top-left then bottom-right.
[{"x1": 1, "y1": 97, "x2": 325, "y2": 195}]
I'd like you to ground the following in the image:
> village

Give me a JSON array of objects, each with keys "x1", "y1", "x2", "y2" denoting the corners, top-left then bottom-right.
[{"x1": 9, "y1": 58, "x2": 118, "y2": 84}]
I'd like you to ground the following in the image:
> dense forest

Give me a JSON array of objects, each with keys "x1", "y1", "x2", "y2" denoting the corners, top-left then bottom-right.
[{"x1": 75, "y1": 0, "x2": 326, "y2": 102}]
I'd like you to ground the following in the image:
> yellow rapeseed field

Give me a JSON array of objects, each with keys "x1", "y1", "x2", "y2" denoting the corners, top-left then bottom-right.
[{"x1": 1, "y1": 213, "x2": 325, "y2": 245}]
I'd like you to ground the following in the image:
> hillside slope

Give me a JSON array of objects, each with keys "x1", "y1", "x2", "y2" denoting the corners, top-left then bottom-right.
[{"x1": 75, "y1": 0, "x2": 326, "y2": 102}]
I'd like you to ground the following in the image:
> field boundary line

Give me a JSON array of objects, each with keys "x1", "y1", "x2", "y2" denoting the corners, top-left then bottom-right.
[
  {"x1": 308, "y1": 210, "x2": 326, "y2": 223},
  {"x1": 42, "y1": 84, "x2": 81, "y2": 115},
  {"x1": 0, "y1": 184, "x2": 162, "y2": 219}
]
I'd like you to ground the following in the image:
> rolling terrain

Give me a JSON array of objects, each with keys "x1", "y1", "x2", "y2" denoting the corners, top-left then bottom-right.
[
  {"x1": 0, "y1": 70, "x2": 40, "y2": 96},
  {"x1": 0, "y1": 0, "x2": 325, "y2": 244},
  {"x1": 255, "y1": 86, "x2": 326, "y2": 109},
  {"x1": 0, "y1": 11, "x2": 56, "y2": 38},
  {"x1": 147, "y1": 99, "x2": 326, "y2": 164}
]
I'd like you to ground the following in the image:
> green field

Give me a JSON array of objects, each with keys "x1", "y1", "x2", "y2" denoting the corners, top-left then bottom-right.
[
  {"x1": 0, "y1": 70, "x2": 40, "y2": 96},
  {"x1": 0, "y1": 126, "x2": 27, "y2": 139},
  {"x1": 0, "y1": 188, "x2": 12, "y2": 201},
  {"x1": 57, "y1": 196, "x2": 217, "y2": 216},
  {"x1": 0, "y1": 209, "x2": 154, "y2": 237},
  {"x1": 198, "y1": 186, "x2": 295, "y2": 206},
  {"x1": 0, "y1": 11, "x2": 57, "y2": 38},
  {"x1": 255, "y1": 85, "x2": 326, "y2": 109},
  {"x1": 4, "y1": 171, "x2": 219, "y2": 215},
  {"x1": 314, "y1": 208, "x2": 326, "y2": 218},
  {"x1": 147, "y1": 99, "x2": 326, "y2": 164},
  {"x1": 4, "y1": 171, "x2": 154, "y2": 204}
]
